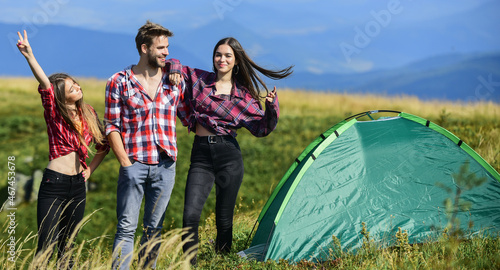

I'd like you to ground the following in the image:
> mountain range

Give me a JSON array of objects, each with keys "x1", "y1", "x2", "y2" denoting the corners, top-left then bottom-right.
[
  {"x1": 279, "y1": 52, "x2": 500, "y2": 102},
  {"x1": 1, "y1": 0, "x2": 499, "y2": 102}
]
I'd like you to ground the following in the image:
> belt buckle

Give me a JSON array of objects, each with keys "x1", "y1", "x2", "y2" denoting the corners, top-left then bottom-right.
[{"x1": 208, "y1": 135, "x2": 217, "y2": 144}]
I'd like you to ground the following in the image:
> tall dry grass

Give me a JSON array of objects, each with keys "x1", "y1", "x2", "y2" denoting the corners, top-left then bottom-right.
[
  {"x1": 0, "y1": 209, "x2": 193, "y2": 269},
  {"x1": 1, "y1": 77, "x2": 499, "y2": 269},
  {"x1": 278, "y1": 88, "x2": 500, "y2": 120},
  {"x1": 4, "y1": 77, "x2": 498, "y2": 118}
]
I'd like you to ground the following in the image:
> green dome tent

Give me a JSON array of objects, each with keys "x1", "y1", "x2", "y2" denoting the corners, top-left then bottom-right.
[{"x1": 239, "y1": 110, "x2": 500, "y2": 263}]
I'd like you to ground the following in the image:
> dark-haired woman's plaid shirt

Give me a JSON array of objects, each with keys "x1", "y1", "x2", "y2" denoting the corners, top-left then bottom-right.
[{"x1": 170, "y1": 59, "x2": 279, "y2": 138}]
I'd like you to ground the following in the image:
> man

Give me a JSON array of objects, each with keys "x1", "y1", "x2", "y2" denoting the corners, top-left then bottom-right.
[{"x1": 105, "y1": 21, "x2": 184, "y2": 269}]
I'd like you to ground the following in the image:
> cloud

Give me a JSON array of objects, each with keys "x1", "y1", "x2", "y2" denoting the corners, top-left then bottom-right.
[
  {"x1": 340, "y1": 58, "x2": 374, "y2": 73},
  {"x1": 304, "y1": 57, "x2": 374, "y2": 74},
  {"x1": 0, "y1": 3, "x2": 109, "y2": 30},
  {"x1": 0, "y1": 7, "x2": 28, "y2": 24},
  {"x1": 245, "y1": 42, "x2": 264, "y2": 58},
  {"x1": 139, "y1": 10, "x2": 186, "y2": 28},
  {"x1": 141, "y1": 10, "x2": 181, "y2": 19},
  {"x1": 268, "y1": 26, "x2": 329, "y2": 36},
  {"x1": 57, "y1": 7, "x2": 109, "y2": 28},
  {"x1": 305, "y1": 59, "x2": 335, "y2": 75}
]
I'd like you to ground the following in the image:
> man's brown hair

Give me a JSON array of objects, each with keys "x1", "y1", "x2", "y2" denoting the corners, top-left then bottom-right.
[{"x1": 135, "y1": 20, "x2": 173, "y2": 55}]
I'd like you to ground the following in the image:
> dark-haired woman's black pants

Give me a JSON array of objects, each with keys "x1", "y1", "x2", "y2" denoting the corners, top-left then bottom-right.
[
  {"x1": 182, "y1": 135, "x2": 244, "y2": 265},
  {"x1": 36, "y1": 168, "x2": 86, "y2": 261}
]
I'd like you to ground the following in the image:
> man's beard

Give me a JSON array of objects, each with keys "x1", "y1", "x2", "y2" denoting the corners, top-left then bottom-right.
[{"x1": 147, "y1": 53, "x2": 165, "y2": 69}]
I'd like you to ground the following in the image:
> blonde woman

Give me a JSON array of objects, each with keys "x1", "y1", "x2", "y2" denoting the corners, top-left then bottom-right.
[{"x1": 16, "y1": 30, "x2": 109, "y2": 264}]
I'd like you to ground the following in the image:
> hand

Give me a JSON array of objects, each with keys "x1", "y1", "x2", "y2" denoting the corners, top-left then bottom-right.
[
  {"x1": 82, "y1": 168, "x2": 92, "y2": 182},
  {"x1": 119, "y1": 156, "x2": 133, "y2": 168},
  {"x1": 169, "y1": 73, "x2": 181, "y2": 86},
  {"x1": 266, "y1": 86, "x2": 277, "y2": 103},
  {"x1": 121, "y1": 160, "x2": 134, "y2": 168},
  {"x1": 16, "y1": 30, "x2": 33, "y2": 59}
]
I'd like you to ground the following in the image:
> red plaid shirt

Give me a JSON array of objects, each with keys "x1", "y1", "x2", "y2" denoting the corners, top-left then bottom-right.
[
  {"x1": 170, "y1": 60, "x2": 279, "y2": 137},
  {"x1": 105, "y1": 65, "x2": 185, "y2": 164},
  {"x1": 39, "y1": 85, "x2": 108, "y2": 169}
]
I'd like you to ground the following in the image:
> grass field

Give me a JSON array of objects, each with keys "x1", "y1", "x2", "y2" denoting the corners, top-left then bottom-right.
[{"x1": 0, "y1": 77, "x2": 499, "y2": 269}]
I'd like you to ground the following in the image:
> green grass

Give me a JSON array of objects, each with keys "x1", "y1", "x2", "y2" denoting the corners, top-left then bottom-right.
[{"x1": 0, "y1": 77, "x2": 499, "y2": 269}]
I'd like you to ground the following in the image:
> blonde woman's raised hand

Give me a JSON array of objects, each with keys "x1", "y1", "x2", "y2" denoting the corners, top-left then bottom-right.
[
  {"x1": 266, "y1": 86, "x2": 277, "y2": 103},
  {"x1": 17, "y1": 30, "x2": 33, "y2": 59},
  {"x1": 16, "y1": 29, "x2": 50, "y2": 89}
]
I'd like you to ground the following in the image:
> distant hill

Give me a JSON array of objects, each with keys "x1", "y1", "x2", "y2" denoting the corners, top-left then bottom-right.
[{"x1": 277, "y1": 52, "x2": 500, "y2": 102}]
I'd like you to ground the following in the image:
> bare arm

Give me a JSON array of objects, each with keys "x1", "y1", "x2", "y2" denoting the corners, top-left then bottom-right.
[
  {"x1": 16, "y1": 30, "x2": 51, "y2": 89},
  {"x1": 107, "y1": 131, "x2": 133, "y2": 167},
  {"x1": 82, "y1": 149, "x2": 109, "y2": 181}
]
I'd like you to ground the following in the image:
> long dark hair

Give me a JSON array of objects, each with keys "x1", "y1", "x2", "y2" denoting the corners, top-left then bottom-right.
[
  {"x1": 212, "y1": 37, "x2": 294, "y2": 100},
  {"x1": 49, "y1": 73, "x2": 105, "y2": 152}
]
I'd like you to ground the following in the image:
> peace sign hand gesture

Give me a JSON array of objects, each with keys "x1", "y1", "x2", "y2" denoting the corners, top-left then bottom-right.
[
  {"x1": 17, "y1": 30, "x2": 33, "y2": 59},
  {"x1": 16, "y1": 29, "x2": 50, "y2": 89}
]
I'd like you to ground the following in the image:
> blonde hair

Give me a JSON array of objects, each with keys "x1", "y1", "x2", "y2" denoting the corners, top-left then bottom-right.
[{"x1": 48, "y1": 73, "x2": 105, "y2": 153}]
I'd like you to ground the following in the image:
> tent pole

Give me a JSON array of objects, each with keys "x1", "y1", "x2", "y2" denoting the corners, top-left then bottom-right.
[{"x1": 245, "y1": 221, "x2": 259, "y2": 248}]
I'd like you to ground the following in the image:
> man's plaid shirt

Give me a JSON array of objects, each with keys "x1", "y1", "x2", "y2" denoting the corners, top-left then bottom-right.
[{"x1": 105, "y1": 64, "x2": 186, "y2": 164}]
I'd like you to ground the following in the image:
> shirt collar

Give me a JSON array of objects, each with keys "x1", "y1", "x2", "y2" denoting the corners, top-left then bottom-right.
[
  {"x1": 125, "y1": 64, "x2": 168, "y2": 78},
  {"x1": 208, "y1": 79, "x2": 247, "y2": 99},
  {"x1": 232, "y1": 81, "x2": 247, "y2": 99},
  {"x1": 124, "y1": 65, "x2": 172, "y2": 95}
]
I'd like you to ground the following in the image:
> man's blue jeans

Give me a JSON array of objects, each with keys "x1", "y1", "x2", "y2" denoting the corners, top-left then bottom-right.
[{"x1": 112, "y1": 154, "x2": 175, "y2": 270}]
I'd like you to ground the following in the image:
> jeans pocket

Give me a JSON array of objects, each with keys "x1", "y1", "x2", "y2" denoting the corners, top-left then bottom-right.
[
  {"x1": 223, "y1": 139, "x2": 241, "y2": 151},
  {"x1": 120, "y1": 160, "x2": 138, "y2": 172},
  {"x1": 118, "y1": 161, "x2": 142, "y2": 186},
  {"x1": 38, "y1": 181, "x2": 69, "y2": 199}
]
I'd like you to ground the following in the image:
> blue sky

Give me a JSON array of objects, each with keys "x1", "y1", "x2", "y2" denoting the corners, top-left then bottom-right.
[
  {"x1": 1, "y1": 0, "x2": 492, "y2": 35},
  {"x1": 2, "y1": 0, "x2": 499, "y2": 74}
]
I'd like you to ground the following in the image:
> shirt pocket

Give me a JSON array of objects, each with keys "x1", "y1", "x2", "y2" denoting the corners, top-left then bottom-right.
[
  {"x1": 122, "y1": 91, "x2": 148, "y2": 122},
  {"x1": 161, "y1": 89, "x2": 178, "y2": 107},
  {"x1": 123, "y1": 91, "x2": 145, "y2": 110}
]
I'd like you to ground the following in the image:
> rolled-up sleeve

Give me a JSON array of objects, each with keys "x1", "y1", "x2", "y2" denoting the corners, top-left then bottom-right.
[
  {"x1": 38, "y1": 84, "x2": 57, "y2": 119},
  {"x1": 241, "y1": 93, "x2": 280, "y2": 137},
  {"x1": 104, "y1": 77, "x2": 122, "y2": 135},
  {"x1": 167, "y1": 58, "x2": 182, "y2": 75}
]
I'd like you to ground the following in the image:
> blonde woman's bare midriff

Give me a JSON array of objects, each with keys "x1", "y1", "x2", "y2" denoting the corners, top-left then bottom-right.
[{"x1": 46, "y1": 152, "x2": 83, "y2": 175}]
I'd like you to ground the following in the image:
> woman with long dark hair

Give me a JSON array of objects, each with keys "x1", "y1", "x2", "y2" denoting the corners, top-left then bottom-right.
[
  {"x1": 169, "y1": 37, "x2": 293, "y2": 265},
  {"x1": 16, "y1": 30, "x2": 109, "y2": 266}
]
